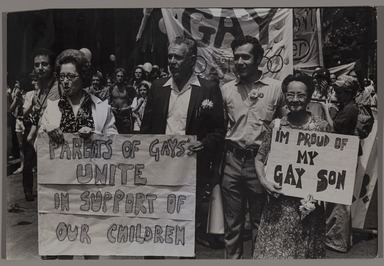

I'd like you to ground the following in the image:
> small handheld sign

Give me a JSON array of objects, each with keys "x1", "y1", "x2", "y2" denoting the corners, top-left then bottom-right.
[{"x1": 265, "y1": 128, "x2": 359, "y2": 205}]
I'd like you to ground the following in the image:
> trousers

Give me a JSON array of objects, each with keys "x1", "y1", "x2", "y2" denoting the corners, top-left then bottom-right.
[
  {"x1": 22, "y1": 126, "x2": 36, "y2": 193},
  {"x1": 221, "y1": 150, "x2": 265, "y2": 259}
]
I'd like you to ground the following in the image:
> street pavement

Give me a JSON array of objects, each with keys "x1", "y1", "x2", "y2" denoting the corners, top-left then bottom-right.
[{"x1": 5, "y1": 158, "x2": 379, "y2": 260}]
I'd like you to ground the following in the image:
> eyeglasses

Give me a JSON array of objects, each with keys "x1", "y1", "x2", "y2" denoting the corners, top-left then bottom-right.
[
  {"x1": 58, "y1": 73, "x2": 79, "y2": 82},
  {"x1": 34, "y1": 62, "x2": 49, "y2": 68},
  {"x1": 285, "y1": 93, "x2": 307, "y2": 100}
]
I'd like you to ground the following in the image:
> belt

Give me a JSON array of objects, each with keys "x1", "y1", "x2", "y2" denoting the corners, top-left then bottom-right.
[{"x1": 225, "y1": 142, "x2": 259, "y2": 160}]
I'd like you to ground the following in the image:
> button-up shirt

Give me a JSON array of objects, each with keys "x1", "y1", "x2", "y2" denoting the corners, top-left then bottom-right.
[
  {"x1": 165, "y1": 74, "x2": 201, "y2": 135},
  {"x1": 221, "y1": 76, "x2": 285, "y2": 148}
]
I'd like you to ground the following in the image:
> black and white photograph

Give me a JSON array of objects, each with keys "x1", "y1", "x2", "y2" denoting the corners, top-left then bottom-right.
[{"x1": 3, "y1": 3, "x2": 380, "y2": 261}]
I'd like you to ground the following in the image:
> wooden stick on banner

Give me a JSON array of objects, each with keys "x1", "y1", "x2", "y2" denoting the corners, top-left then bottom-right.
[{"x1": 316, "y1": 8, "x2": 324, "y2": 67}]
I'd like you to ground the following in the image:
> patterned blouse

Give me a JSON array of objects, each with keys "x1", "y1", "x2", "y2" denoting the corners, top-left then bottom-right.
[{"x1": 58, "y1": 93, "x2": 95, "y2": 133}]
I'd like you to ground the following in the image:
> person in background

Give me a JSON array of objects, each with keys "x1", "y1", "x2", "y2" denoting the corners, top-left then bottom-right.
[
  {"x1": 85, "y1": 71, "x2": 109, "y2": 101},
  {"x1": 22, "y1": 48, "x2": 59, "y2": 202},
  {"x1": 9, "y1": 80, "x2": 25, "y2": 174},
  {"x1": 253, "y1": 72, "x2": 329, "y2": 259},
  {"x1": 312, "y1": 68, "x2": 329, "y2": 100},
  {"x1": 149, "y1": 65, "x2": 161, "y2": 82},
  {"x1": 330, "y1": 73, "x2": 337, "y2": 84},
  {"x1": 131, "y1": 80, "x2": 150, "y2": 132},
  {"x1": 142, "y1": 62, "x2": 153, "y2": 81},
  {"x1": 321, "y1": 75, "x2": 359, "y2": 253},
  {"x1": 129, "y1": 65, "x2": 146, "y2": 93},
  {"x1": 353, "y1": 73, "x2": 371, "y2": 107},
  {"x1": 7, "y1": 81, "x2": 21, "y2": 161},
  {"x1": 105, "y1": 75, "x2": 114, "y2": 88},
  {"x1": 109, "y1": 68, "x2": 136, "y2": 133},
  {"x1": 327, "y1": 73, "x2": 339, "y2": 119},
  {"x1": 308, "y1": 68, "x2": 331, "y2": 119},
  {"x1": 363, "y1": 77, "x2": 376, "y2": 107},
  {"x1": 220, "y1": 35, "x2": 288, "y2": 259}
]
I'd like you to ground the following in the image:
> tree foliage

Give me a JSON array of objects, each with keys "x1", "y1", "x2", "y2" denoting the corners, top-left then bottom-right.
[{"x1": 322, "y1": 7, "x2": 376, "y2": 71}]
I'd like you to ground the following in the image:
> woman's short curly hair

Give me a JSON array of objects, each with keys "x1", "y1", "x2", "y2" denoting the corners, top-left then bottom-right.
[
  {"x1": 282, "y1": 71, "x2": 315, "y2": 101},
  {"x1": 55, "y1": 49, "x2": 89, "y2": 80}
]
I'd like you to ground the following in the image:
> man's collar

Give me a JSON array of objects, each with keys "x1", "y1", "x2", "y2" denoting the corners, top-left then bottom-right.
[
  {"x1": 163, "y1": 73, "x2": 201, "y2": 90},
  {"x1": 235, "y1": 73, "x2": 269, "y2": 86}
]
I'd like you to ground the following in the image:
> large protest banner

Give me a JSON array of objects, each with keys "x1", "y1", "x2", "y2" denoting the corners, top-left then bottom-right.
[
  {"x1": 36, "y1": 133, "x2": 196, "y2": 256},
  {"x1": 265, "y1": 128, "x2": 359, "y2": 205},
  {"x1": 293, "y1": 8, "x2": 321, "y2": 68},
  {"x1": 160, "y1": 8, "x2": 293, "y2": 83}
]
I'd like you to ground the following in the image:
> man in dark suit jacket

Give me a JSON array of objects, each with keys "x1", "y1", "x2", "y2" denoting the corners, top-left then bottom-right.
[{"x1": 141, "y1": 35, "x2": 225, "y2": 257}]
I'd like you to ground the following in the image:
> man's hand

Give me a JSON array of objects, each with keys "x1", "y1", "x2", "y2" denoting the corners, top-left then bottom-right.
[{"x1": 188, "y1": 141, "x2": 204, "y2": 152}]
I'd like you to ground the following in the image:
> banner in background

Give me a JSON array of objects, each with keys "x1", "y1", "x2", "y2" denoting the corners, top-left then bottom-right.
[
  {"x1": 295, "y1": 62, "x2": 356, "y2": 78},
  {"x1": 293, "y1": 8, "x2": 321, "y2": 68},
  {"x1": 265, "y1": 128, "x2": 359, "y2": 205},
  {"x1": 161, "y1": 8, "x2": 293, "y2": 83},
  {"x1": 36, "y1": 133, "x2": 196, "y2": 257},
  {"x1": 351, "y1": 111, "x2": 378, "y2": 228}
]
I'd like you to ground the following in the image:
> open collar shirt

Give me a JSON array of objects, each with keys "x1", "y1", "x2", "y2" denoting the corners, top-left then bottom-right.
[
  {"x1": 221, "y1": 75, "x2": 285, "y2": 149},
  {"x1": 165, "y1": 73, "x2": 201, "y2": 135}
]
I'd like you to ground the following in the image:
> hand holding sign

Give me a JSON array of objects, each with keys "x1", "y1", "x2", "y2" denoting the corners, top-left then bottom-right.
[
  {"x1": 260, "y1": 179, "x2": 282, "y2": 198},
  {"x1": 44, "y1": 124, "x2": 65, "y2": 146},
  {"x1": 188, "y1": 140, "x2": 204, "y2": 152},
  {"x1": 265, "y1": 128, "x2": 359, "y2": 205},
  {"x1": 78, "y1": 126, "x2": 93, "y2": 139},
  {"x1": 255, "y1": 155, "x2": 282, "y2": 199}
]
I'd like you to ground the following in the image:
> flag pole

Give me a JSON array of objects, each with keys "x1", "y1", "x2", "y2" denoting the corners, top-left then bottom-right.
[{"x1": 316, "y1": 8, "x2": 324, "y2": 67}]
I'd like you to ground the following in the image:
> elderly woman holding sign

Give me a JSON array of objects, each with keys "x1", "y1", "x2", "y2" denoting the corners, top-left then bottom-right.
[
  {"x1": 39, "y1": 50, "x2": 117, "y2": 260},
  {"x1": 39, "y1": 49, "x2": 117, "y2": 142},
  {"x1": 253, "y1": 72, "x2": 330, "y2": 259}
]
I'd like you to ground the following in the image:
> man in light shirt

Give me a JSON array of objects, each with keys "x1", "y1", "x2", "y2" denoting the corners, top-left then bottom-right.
[
  {"x1": 22, "y1": 48, "x2": 59, "y2": 202},
  {"x1": 221, "y1": 35, "x2": 288, "y2": 259},
  {"x1": 141, "y1": 35, "x2": 225, "y2": 257}
]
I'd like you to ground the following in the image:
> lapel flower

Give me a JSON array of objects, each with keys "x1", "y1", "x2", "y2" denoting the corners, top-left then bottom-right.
[
  {"x1": 201, "y1": 99, "x2": 214, "y2": 109},
  {"x1": 308, "y1": 122, "x2": 316, "y2": 130},
  {"x1": 249, "y1": 88, "x2": 263, "y2": 101},
  {"x1": 299, "y1": 194, "x2": 316, "y2": 220}
]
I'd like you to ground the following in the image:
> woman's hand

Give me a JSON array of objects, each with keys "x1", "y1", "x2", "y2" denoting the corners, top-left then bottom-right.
[
  {"x1": 45, "y1": 124, "x2": 65, "y2": 146},
  {"x1": 260, "y1": 179, "x2": 282, "y2": 198},
  {"x1": 78, "y1": 126, "x2": 93, "y2": 139},
  {"x1": 320, "y1": 99, "x2": 331, "y2": 111}
]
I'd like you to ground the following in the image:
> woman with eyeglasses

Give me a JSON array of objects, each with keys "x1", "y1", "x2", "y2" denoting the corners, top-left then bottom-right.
[
  {"x1": 39, "y1": 49, "x2": 117, "y2": 146},
  {"x1": 38, "y1": 49, "x2": 117, "y2": 260},
  {"x1": 253, "y1": 72, "x2": 330, "y2": 259}
]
